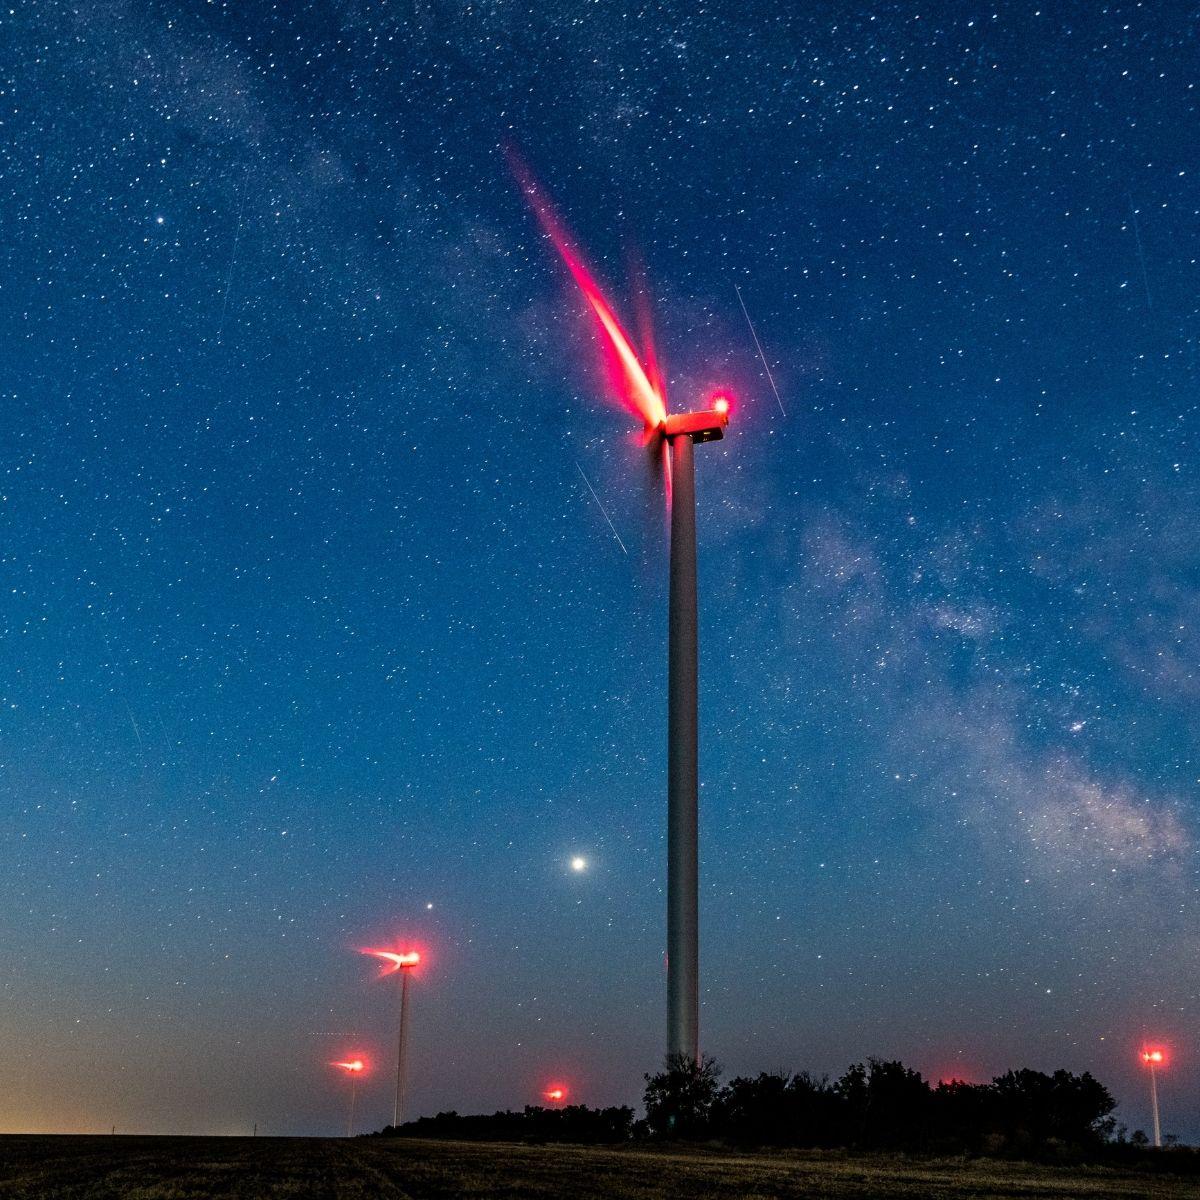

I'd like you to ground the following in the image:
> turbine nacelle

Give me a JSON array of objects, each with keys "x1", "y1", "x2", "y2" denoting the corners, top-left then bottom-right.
[{"x1": 651, "y1": 405, "x2": 730, "y2": 446}]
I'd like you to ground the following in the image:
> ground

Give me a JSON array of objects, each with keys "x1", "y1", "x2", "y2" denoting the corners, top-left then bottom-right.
[{"x1": 0, "y1": 1136, "x2": 1192, "y2": 1199}]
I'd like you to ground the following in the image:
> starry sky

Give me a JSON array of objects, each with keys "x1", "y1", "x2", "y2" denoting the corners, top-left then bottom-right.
[{"x1": 3, "y1": 0, "x2": 1198, "y2": 1142}]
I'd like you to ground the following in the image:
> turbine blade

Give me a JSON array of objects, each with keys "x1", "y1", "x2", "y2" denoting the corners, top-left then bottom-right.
[{"x1": 510, "y1": 153, "x2": 667, "y2": 429}]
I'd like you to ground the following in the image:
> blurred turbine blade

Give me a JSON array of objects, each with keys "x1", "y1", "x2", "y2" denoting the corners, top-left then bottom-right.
[{"x1": 509, "y1": 149, "x2": 667, "y2": 429}]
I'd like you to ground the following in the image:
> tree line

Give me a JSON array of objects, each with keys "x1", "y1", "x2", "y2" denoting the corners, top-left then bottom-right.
[
  {"x1": 376, "y1": 1053, "x2": 1192, "y2": 1162},
  {"x1": 644, "y1": 1054, "x2": 1122, "y2": 1153},
  {"x1": 380, "y1": 1102, "x2": 635, "y2": 1144}
]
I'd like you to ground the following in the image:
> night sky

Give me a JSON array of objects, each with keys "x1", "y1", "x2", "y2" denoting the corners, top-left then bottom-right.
[{"x1": 3, "y1": 1, "x2": 1198, "y2": 1142}]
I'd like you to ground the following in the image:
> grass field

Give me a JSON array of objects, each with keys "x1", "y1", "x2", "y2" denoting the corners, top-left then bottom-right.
[{"x1": 0, "y1": 1135, "x2": 1193, "y2": 1199}]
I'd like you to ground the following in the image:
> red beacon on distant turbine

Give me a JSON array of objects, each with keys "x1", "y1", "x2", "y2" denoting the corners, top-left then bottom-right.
[
  {"x1": 331, "y1": 1057, "x2": 367, "y2": 1138},
  {"x1": 544, "y1": 1084, "x2": 568, "y2": 1104},
  {"x1": 1140, "y1": 1044, "x2": 1167, "y2": 1148}
]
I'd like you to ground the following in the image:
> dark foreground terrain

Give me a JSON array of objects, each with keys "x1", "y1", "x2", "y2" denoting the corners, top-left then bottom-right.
[{"x1": 0, "y1": 1135, "x2": 1193, "y2": 1199}]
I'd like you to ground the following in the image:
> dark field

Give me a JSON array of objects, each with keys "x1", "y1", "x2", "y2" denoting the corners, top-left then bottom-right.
[{"x1": 0, "y1": 1136, "x2": 1194, "y2": 1200}]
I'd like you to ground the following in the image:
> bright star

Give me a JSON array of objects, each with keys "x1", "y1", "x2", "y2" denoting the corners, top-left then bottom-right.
[{"x1": 570, "y1": 856, "x2": 588, "y2": 872}]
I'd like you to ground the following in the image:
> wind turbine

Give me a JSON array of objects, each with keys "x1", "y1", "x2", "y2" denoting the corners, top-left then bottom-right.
[
  {"x1": 517, "y1": 168, "x2": 730, "y2": 1063},
  {"x1": 363, "y1": 947, "x2": 421, "y2": 1128},
  {"x1": 330, "y1": 1057, "x2": 366, "y2": 1137},
  {"x1": 1140, "y1": 1045, "x2": 1166, "y2": 1147}
]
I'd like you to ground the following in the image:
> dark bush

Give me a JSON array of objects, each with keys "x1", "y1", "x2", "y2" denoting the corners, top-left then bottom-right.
[
  {"x1": 930, "y1": 1079, "x2": 999, "y2": 1152},
  {"x1": 991, "y1": 1068, "x2": 1115, "y2": 1150},
  {"x1": 838, "y1": 1059, "x2": 933, "y2": 1149},
  {"x1": 711, "y1": 1071, "x2": 843, "y2": 1147},
  {"x1": 642, "y1": 1053, "x2": 722, "y2": 1138}
]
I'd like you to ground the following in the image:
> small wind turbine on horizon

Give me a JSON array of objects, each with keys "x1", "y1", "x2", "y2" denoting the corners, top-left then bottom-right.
[
  {"x1": 1140, "y1": 1045, "x2": 1166, "y2": 1148},
  {"x1": 515, "y1": 160, "x2": 732, "y2": 1064},
  {"x1": 363, "y1": 947, "x2": 422, "y2": 1128},
  {"x1": 331, "y1": 1056, "x2": 366, "y2": 1138}
]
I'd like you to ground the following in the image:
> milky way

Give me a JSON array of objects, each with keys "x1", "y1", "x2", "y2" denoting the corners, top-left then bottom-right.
[{"x1": 1, "y1": 2, "x2": 1197, "y2": 1140}]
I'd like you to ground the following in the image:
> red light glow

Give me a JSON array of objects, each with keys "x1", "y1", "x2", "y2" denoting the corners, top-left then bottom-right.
[
  {"x1": 332, "y1": 1059, "x2": 366, "y2": 1074},
  {"x1": 936, "y1": 1074, "x2": 972, "y2": 1087},
  {"x1": 544, "y1": 1085, "x2": 567, "y2": 1104},
  {"x1": 712, "y1": 393, "x2": 731, "y2": 416},
  {"x1": 362, "y1": 948, "x2": 421, "y2": 974},
  {"x1": 510, "y1": 154, "x2": 667, "y2": 431},
  {"x1": 1141, "y1": 1047, "x2": 1166, "y2": 1066}
]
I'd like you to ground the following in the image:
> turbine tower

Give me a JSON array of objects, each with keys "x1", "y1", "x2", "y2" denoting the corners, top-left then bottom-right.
[
  {"x1": 515, "y1": 163, "x2": 731, "y2": 1062},
  {"x1": 1141, "y1": 1046, "x2": 1166, "y2": 1148},
  {"x1": 658, "y1": 403, "x2": 728, "y2": 1062}
]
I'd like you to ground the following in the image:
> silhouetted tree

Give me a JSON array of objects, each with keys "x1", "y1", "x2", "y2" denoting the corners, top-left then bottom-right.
[
  {"x1": 992, "y1": 1069, "x2": 1115, "y2": 1150},
  {"x1": 787, "y1": 1071, "x2": 846, "y2": 1146},
  {"x1": 837, "y1": 1059, "x2": 932, "y2": 1148},
  {"x1": 835, "y1": 1061, "x2": 868, "y2": 1142},
  {"x1": 930, "y1": 1080, "x2": 998, "y2": 1152},
  {"x1": 711, "y1": 1071, "x2": 793, "y2": 1145},
  {"x1": 711, "y1": 1071, "x2": 842, "y2": 1147},
  {"x1": 643, "y1": 1053, "x2": 721, "y2": 1138}
]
